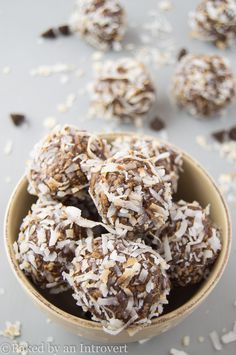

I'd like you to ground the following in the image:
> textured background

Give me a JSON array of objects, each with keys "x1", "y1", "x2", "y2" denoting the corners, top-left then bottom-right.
[{"x1": 0, "y1": 0, "x2": 235, "y2": 354}]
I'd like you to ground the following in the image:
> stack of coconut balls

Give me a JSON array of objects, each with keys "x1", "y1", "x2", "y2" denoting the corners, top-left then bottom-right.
[{"x1": 14, "y1": 125, "x2": 222, "y2": 334}]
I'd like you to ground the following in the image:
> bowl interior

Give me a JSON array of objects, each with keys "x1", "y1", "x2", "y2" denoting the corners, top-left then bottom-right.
[{"x1": 4, "y1": 134, "x2": 231, "y2": 339}]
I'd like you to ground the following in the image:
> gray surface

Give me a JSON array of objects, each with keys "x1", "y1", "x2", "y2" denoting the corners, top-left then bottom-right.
[{"x1": 0, "y1": 0, "x2": 236, "y2": 354}]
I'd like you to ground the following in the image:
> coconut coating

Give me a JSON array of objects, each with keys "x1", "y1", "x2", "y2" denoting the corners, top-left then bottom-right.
[
  {"x1": 160, "y1": 200, "x2": 222, "y2": 287},
  {"x1": 13, "y1": 200, "x2": 97, "y2": 293},
  {"x1": 90, "y1": 58, "x2": 156, "y2": 125},
  {"x1": 109, "y1": 136, "x2": 183, "y2": 193},
  {"x1": 64, "y1": 234, "x2": 170, "y2": 334},
  {"x1": 27, "y1": 125, "x2": 109, "y2": 200},
  {"x1": 89, "y1": 153, "x2": 172, "y2": 235},
  {"x1": 172, "y1": 53, "x2": 236, "y2": 117},
  {"x1": 190, "y1": 0, "x2": 236, "y2": 48},
  {"x1": 69, "y1": 0, "x2": 126, "y2": 50}
]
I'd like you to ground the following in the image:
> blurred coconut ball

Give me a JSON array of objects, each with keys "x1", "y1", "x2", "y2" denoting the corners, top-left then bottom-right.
[
  {"x1": 90, "y1": 58, "x2": 156, "y2": 126},
  {"x1": 69, "y1": 0, "x2": 126, "y2": 50},
  {"x1": 172, "y1": 53, "x2": 236, "y2": 117},
  {"x1": 189, "y1": 0, "x2": 236, "y2": 48}
]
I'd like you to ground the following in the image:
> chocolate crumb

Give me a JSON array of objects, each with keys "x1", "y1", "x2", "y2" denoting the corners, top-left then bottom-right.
[
  {"x1": 10, "y1": 113, "x2": 26, "y2": 126},
  {"x1": 58, "y1": 25, "x2": 71, "y2": 36},
  {"x1": 229, "y1": 127, "x2": 236, "y2": 141},
  {"x1": 41, "y1": 28, "x2": 57, "y2": 39},
  {"x1": 212, "y1": 130, "x2": 228, "y2": 143},
  {"x1": 177, "y1": 48, "x2": 188, "y2": 61},
  {"x1": 150, "y1": 117, "x2": 165, "y2": 131}
]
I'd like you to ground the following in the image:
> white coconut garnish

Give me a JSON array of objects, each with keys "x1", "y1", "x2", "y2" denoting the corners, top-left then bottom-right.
[
  {"x1": 169, "y1": 349, "x2": 189, "y2": 355},
  {"x1": 221, "y1": 322, "x2": 236, "y2": 344},
  {"x1": 209, "y1": 330, "x2": 222, "y2": 351},
  {"x1": 163, "y1": 235, "x2": 172, "y2": 262}
]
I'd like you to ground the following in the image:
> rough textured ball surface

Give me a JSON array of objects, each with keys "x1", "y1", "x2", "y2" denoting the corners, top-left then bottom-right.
[
  {"x1": 90, "y1": 58, "x2": 156, "y2": 125},
  {"x1": 109, "y1": 136, "x2": 183, "y2": 193},
  {"x1": 189, "y1": 0, "x2": 236, "y2": 48},
  {"x1": 159, "y1": 200, "x2": 222, "y2": 287},
  {"x1": 70, "y1": 0, "x2": 126, "y2": 50},
  {"x1": 64, "y1": 234, "x2": 170, "y2": 334},
  {"x1": 172, "y1": 54, "x2": 236, "y2": 117},
  {"x1": 27, "y1": 125, "x2": 109, "y2": 200},
  {"x1": 89, "y1": 152, "x2": 172, "y2": 235},
  {"x1": 14, "y1": 200, "x2": 91, "y2": 293}
]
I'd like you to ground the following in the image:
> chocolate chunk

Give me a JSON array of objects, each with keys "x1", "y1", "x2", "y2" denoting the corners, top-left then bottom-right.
[
  {"x1": 229, "y1": 127, "x2": 236, "y2": 141},
  {"x1": 58, "y1": 25, "x2": 71, "y2": 36},
  {"x1": 177, "y1": 48, "x2": 188, "y2": 61},
  {"x1": 41, "y1": 28, "x2": 57, "y2": 39},
  {"x1": 10, "y1": 113, "x2": 26, "y2": 126},
  {"x1": 211, "y1": 130, "x2": 228, "y2": 143},
  {"x1": 150, "y1": 117, "x2": 166, "y2": 132}
]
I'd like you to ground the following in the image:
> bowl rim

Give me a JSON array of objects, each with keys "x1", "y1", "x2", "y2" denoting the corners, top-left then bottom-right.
[{"x1": 4, "y1": 132, "x2": 232, "y2": 332}]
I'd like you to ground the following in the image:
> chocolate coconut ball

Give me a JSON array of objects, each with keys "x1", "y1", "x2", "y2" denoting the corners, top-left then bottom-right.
[
  {"x1": 27, "y1": 125, "x2": 109, "y2": 200},
  {"x1": 64, "y1": 234, "x2": 170, "y2": 334},
  {"x1": 109, "y1": 136, "x2": 183, "y2": 193},
  {"x1": 160, "y1": 200, "x2": 222, "y2": 287},
  {"x1": 190, "y1": 0, "x2": 236, "y2": 48},
  {"x1": 69, "y1": 0, "x2": 126, "y2": 50},
  {"x1": 90, "y1": 58, "x2": 156, "y2": 125},
  {"x1": 172, "y1": 53, "x2": 236, "y2": 117},
  {"x1": 89, "y1": 153, "x2": 172, "y2": 235},
  {"x1": 13, "y1": 201, "x2": 98, "y2": 293}
]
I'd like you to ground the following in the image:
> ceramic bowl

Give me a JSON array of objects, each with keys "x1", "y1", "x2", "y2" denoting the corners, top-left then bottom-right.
[{"x1": 4, "y1": 133, "x2": 232, "y2": 343}]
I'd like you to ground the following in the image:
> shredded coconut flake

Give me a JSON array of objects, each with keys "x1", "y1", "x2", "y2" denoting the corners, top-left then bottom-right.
[
  {"x1": 221, "y1": 322, "x2": 236, "y2": 344},
  {"x1": 209, "y1": 330, "x2": 222, "y2": 351},
  {"x1": 4, "y1": 140, "x2": 13, "y2": 155},
  {"x1": 0, "y1": 321, "x2": 21, "y2": 339},
  {"x1": 169, "y1": 349, "x2": 189, "y2": 355},
  {"x1": 182, "y1": 335, "x2": 190, "y2": 347}
]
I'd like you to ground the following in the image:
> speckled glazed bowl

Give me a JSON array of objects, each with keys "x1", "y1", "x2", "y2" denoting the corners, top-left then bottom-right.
[{"x1": 4, "y1": 133, "x2": 231, "y2": 344}]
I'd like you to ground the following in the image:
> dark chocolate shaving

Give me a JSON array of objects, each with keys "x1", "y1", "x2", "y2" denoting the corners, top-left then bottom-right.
[
  {"x1": 41, "y1": 28, "x2": 57, "y2": 39},
  {"x1": 229, "y1": 127, "x2": 236, "y2": 141},
  {"x1": 211, "y1": 130, "x2": 228, "y2": 143},
  {"x1": 10, "y1": 113, "x2": 26, "y2": 126},
  {"x1": 177, "y1": 48, "x2": 188, "y2": 62},
  {"x1": 150, "y1": 117, "x2": 166, "y2": 132},
  {"x1": 58, "y1": 25, "x2": 71, "y2": 36}
]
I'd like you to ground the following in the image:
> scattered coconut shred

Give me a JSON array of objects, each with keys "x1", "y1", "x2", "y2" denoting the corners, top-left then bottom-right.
[
  {"x1": 170, "y1": 349, "x2": 189, "y2": 355},
  {"x1": 3, "y1": 140, "x2": 13, "y2": 155},
  {"x1": 133, "y1": 5, "x2": 176, "y2": 68},
  {"x1": 159, "y1": 0, "x2": 172, "y2": 12},
  {"x1": 218, "y1": 172, "x2": 236, "y2": 206},
  {"x1": 221, "y1": 321, "x2": 236, "y2": 344},
  {"x1": 0, "y1": 321, "x2": 21, "y2": 339},
  {"x1": 57, "y1": 93, "x2": 76, "y2": 113},
  {"x1": 209, "y1": 330, "x2": 222, "y2": 351},
  {"x1": 196, "y1": 134, "x2": 236, "y2": 165},
  {"x1": 198, "y1": 336, "x2": 205, "y2": 343},
  {"x1": 30, "y1": 63, "x2": 75, "y2": 77},
  {"x1": 43, "y1": 116, "x2": 57, "y2": 129},
  {"x1": 182, "y1": 335, "x2": 190, "y2": 347}
]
